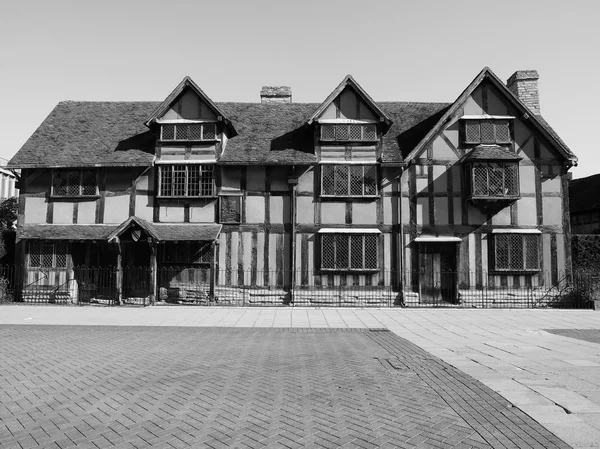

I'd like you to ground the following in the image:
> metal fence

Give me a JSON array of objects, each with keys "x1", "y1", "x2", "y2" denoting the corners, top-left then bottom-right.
[{"x1": 0, "y1": 265, "x2": 598, "y2": 309}]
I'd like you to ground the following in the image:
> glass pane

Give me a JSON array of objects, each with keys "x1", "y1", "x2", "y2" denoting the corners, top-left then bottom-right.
[
  {"x1": 348, "y1": 125, "x2": 361, "y2": 140},
  {"x1": 505, "y1": 164, "x2": 519, "y2": 195},
  {"x1": 363, "y1": 166, "x2": 377, "y2": 195},
  {"x1": 509, "y1": 235, "x2": 524, "y2": 270},
  {"x1": 189, "y1": 124, "x2": 202, "y2": 140},
  {"x1": 350, "y1": 235, "x2": 363, "y2": 269},
  {"x1": 495, "y1": 235, "x2": 509, "y2": 270},
  {"x1": 41, "y1": 244, "x2": 54, "y2": 268},
  {"x1": 495, "y1": 120, "x2": 510, "y2": 143},
  {"x1": 160, "y1": 166, "x2": 172, "y2": 196},
  {"x1": 335, "y1": 235, "x2": 349, "y2": 269},
  {"x1": 335, "y1": 124, "x2": 349, "y2": 140},
  {"x1": 321, "y1": 235, "x2": 335, "y2": 269},
  {"x1": 321, "y1": 165, "x2": 335, "y2": 195},
  {"x1": 29, "y1": 242, "x2": 40, "y2": 267},
  {"x1": 350, "y1": 166, "x2": 363, "y2": 195},
  {"x1": 362, "y1": 125, "x2": 376, "y2": 140},
  {"x1": 364, "y1": 235, "x2": 378, "y2": 269},
  {"x1": 81, "y1": 171, "x2": 96, "y2": 195},
  {"x1": 334, "y1": 165, "x2": 348, "y2": 196},
  {"x1": 53, "y1": 171, "x2": 67, "y2": 196},
  {"x1": 55, "y1": 242, "x2": 67, "y2": 268},
  {"x1": 488, "y1": 164, "x2": 504, "y2": 196},
  {"x1": 67, "y1": 171, "x2": 80, "y2": 195},
  {"x1": 173, "y1": 166, "x2": 186, "y2": 196},
  {"x1": 465, "y1": 121, "x2": 480, "y2": 143},
  {"x1": 188, "y1": 165, "x2": 200, "y2": 196},
  {"x1": 481, "y1": 121, "x2": 495, "y2": 143},
  {"x1": 200, "y1": 165, "x2": 214, "y2": 196},
  {"x1": 202, "y1": 123, "x2": 216, "y2": 140},
  {"x1": 472, "y1": 164, "x2": 488, "y2": 196},
  {"x1": 175, "y1": 124, "x2": 188, "y2": 140},
  {"x1": 321, "y1": 125, "x2": 335, "y2": 140},
  {"x1": 162, "y1": 125, "x2": 175, "y2": 140}
]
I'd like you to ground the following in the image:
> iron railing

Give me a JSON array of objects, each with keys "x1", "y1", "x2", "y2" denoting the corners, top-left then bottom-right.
[{"x1": 0, "y1": 265, "x2": 597, "y2": 309}]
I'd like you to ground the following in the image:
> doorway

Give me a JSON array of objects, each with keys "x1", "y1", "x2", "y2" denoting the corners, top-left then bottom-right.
[
  {"x1": 121, "y1": 241, "x2": 152, "y2": 300},
  {"x1": 418, "y1": 243, "x2": 458, "y2": 304}
]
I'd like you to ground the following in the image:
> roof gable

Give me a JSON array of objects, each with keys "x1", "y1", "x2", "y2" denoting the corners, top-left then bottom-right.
[
  {"x1": 404, "y1": 67, "x2": 577, "y2": 164},
  {"x1": 307, "y1": 75, "x2": 392, "y2": 131},
  {"x1": 145, "y1": 77, "x2": 237, "y2": 136}
]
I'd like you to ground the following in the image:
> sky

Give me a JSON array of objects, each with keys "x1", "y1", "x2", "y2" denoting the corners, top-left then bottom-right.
[{"x1": 1, "y1": 0, "x2": 598, "y2": 178}]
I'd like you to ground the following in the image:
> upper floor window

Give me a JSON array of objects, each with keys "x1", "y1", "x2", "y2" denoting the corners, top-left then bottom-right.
[
  {"x1": 321, "y1": 233, "x2": 378, "y2": 271},
  {"x1": 161, "y1": 123, "x2": 217, "y2": 142},
  {"x1": 467, "y1": 162, "x2": 519, "y2": 199},
  {"x1": 493, "y1": 233, "x2": 539, "y2": 272},
  {"x1": 52, "y1": 170, "x2": 97, "y2": 197},
  {"x1": 464, "y1": 119, "x2": 511, "y2": 145},
  {"x1": 321, "y1": 124, "x2": 377, "y2": 142},
  {"x1": 321, "y1": 165, "x2": 377, "y2": 197},
  {"x1": 158, "y1": 164, "x2": 215, "y2": 197}
]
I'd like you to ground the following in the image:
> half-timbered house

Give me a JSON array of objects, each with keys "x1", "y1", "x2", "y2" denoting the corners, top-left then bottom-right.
[{"x1": 8, "y1": 67, "x2": 577, "y2": 306}]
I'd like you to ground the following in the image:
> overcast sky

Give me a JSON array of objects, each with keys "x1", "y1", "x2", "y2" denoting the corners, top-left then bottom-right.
[{"x1": 1, "y1": 0, "x2": 598, "y2": 178}]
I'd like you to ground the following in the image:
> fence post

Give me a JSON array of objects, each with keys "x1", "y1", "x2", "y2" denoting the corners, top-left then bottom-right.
[{"x1": 209, "y1": 241, "x2": 216, "y2": 301}]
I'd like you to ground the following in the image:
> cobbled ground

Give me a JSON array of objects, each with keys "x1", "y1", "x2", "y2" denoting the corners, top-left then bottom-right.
[{"x1": 0, "y1": 326, "x2": 570, "y2": 448}]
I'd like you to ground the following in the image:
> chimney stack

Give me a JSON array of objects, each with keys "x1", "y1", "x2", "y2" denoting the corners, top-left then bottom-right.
[
  {"x1": 507, "y1": 70, "x2": 540, "y2": 115},
  {"x1": 260, "y1": 86, "x2": 292, "y2": 103}
]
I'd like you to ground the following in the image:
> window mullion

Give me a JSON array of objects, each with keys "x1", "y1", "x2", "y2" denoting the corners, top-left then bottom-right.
[
  {"x1": 347, "y1": 235, "x2": 351, "y2": 270},
  {"x1": 362, "y1": 235, "x2": 366, "y2": 269},
  {"x1": 185, "y1": 166, "x2": 189, "y2": 197},
  {"x1": 346, "y1": 165, "x2": 351, "y2": 196}
]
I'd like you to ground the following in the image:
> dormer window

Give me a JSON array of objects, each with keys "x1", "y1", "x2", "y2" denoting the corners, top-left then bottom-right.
[
  {"x1": 463, "y1": 118, "x2": 511, "y2": 145},
  {"x1": 320, "y1": 124, "x2": 377, "y2": 142},
  {"x1": 160, "y1": 123, "x2": 217, "y2": 142}
]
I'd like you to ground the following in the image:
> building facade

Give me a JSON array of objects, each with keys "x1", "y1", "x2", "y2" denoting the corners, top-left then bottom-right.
[{"x1": 8, "y1": 67, "x2": 577, "y2": 305}]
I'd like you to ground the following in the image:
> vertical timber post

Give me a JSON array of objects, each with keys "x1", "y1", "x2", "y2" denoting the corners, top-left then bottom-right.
[
  {"x1": 288, "y1": 170, "x2": 298, "y2": 306},
  {"x1": 210, "y1": 241, "x2": 216, "y2": 301},
  {"x1": 149, "y1": 238, "x2": 157, "y2": 305},
  {"x1": 116, "y1": 238, "x2": 123, "y2": 305}
]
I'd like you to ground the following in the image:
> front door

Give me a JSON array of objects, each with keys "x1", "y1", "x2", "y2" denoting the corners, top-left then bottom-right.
[
  {"x1": 121, "y1": 242, "x2": 152, "y2": 300},
  {"x1": 419, "y1": 243, "x2": 457, "y2": 304}
]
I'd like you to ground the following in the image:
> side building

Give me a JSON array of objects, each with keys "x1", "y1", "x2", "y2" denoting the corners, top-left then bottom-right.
[{"x1": 8, "y1": 67, "x2": 577, "y2": 306}]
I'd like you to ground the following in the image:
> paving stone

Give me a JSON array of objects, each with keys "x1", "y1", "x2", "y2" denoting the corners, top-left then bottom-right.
[{"x1": 0, "y1": 325, "x2": 572, "y2": 448}]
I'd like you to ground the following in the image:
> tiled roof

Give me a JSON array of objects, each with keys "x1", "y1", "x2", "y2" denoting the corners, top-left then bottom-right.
[
  {"x1": 10, "y1": 101, "x2": 159, "y2": 168},
  {"x1": 149, "y1": 223, "x2": 222, "y2": 241},
  {"x1": 9, "y1": 100, "x2": 451, "y2": 167},
  {"x1": 19, "y1": 222, "x2": 222, "y2": 242},
  {"x1": 19, "y1": 224, "x2": 115, "y2": 240},
  {"x1": 464, "y1": 145, "x2": 522, "y2": 161}
]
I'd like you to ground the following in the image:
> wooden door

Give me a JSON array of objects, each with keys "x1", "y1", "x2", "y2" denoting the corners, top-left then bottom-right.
[
  {"x1": 122, "y1": 242, "x2": 152, "y2": 299},
  {"x1": 419, "y1": 243, "x2": 457, "y2": 304}
]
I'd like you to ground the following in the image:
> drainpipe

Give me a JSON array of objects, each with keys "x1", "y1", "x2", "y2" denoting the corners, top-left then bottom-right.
[
  {"x1": 288, "y1": 168, "x2": 298, "y2": 305},
  {"x1": 398, "y1": 166, "x2": 405, "y2": 304}
]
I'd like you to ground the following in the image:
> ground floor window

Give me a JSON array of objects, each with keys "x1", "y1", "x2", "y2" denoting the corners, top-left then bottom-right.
[
  {"x1": 28, "y1": 241, "x2": 67, "y2": 268},
  {"x1": 493, "y1": 233, "x2": 539, "y2": 271},
  {"x1": 160, "y1": 242, "x2": 211, "y2": 265},
  {"x1": 321, "y1": 234, "x2": 378, "y2": 271}
]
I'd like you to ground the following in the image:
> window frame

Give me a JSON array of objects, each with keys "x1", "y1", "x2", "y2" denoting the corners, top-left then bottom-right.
[
  {"x1": 467, "y1": 161, "x2": 520, "y2": 200},
  {"x1": 28, "y1": 241, "x2": 68, "y2": 268},
  {"x1": 320, "y1": 164, "x2": 378, "y2": 198},
  {"x1": 320, "y1": 124, "x2": 378, "y2": 142},
  {"x1": 320, "y1": 233, "x2": 379, "y2": 272},
  {"x1": 51, "y1": 169, "x2": 99, "y2": 197},
  {"x1": 160, "y1": 123, "x2": 218, "y2": 142},
  {"x1": 157, "y1": 164, "x2": 216, "y2": 198},
  {"x1": 492, "y1": 233, "x2": 540, "y2": 273},
  {"x1": 463, "y1": 119, "x2": 512, "y2": 145}
]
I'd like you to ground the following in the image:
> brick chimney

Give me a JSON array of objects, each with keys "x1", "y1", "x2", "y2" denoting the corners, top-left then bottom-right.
[
  {"x1": 260, "y1": 86, "x2": 292, "y2": 103},
  {"x1": 506, "y1": 70, "x2": 540, "y2": 115}
]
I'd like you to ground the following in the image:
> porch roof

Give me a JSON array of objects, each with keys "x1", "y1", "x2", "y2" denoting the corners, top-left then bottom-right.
[
  {"x1": 19, "y1": 224, "x2": 115, "y2": 241},
  {"x1": 19, "y1": 222, "x2": 223, "y2": 243}
]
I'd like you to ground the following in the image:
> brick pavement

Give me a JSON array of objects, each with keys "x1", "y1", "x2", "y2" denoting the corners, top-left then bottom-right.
[{"x1": 0, "y1": 325, "x2": 571, "y2": 448}]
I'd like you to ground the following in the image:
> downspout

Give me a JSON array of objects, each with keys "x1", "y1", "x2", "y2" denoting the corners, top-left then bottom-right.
[
  {"x1": 289, "y1": 168, "x2": 298, "y2": 305},
  {"x1": 398, "y1": 166, "x2": 405, "y2": 305}
]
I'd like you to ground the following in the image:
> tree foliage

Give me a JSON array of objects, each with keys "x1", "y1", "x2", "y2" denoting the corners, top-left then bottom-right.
[{"x1": 0, "y1": 197, "x2": 18, "y2": 230}]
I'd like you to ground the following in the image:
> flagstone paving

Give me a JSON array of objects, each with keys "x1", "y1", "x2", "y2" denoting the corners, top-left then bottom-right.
[{"x1": 0, "y1": 325, "x2": 570, "y2": 448}]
